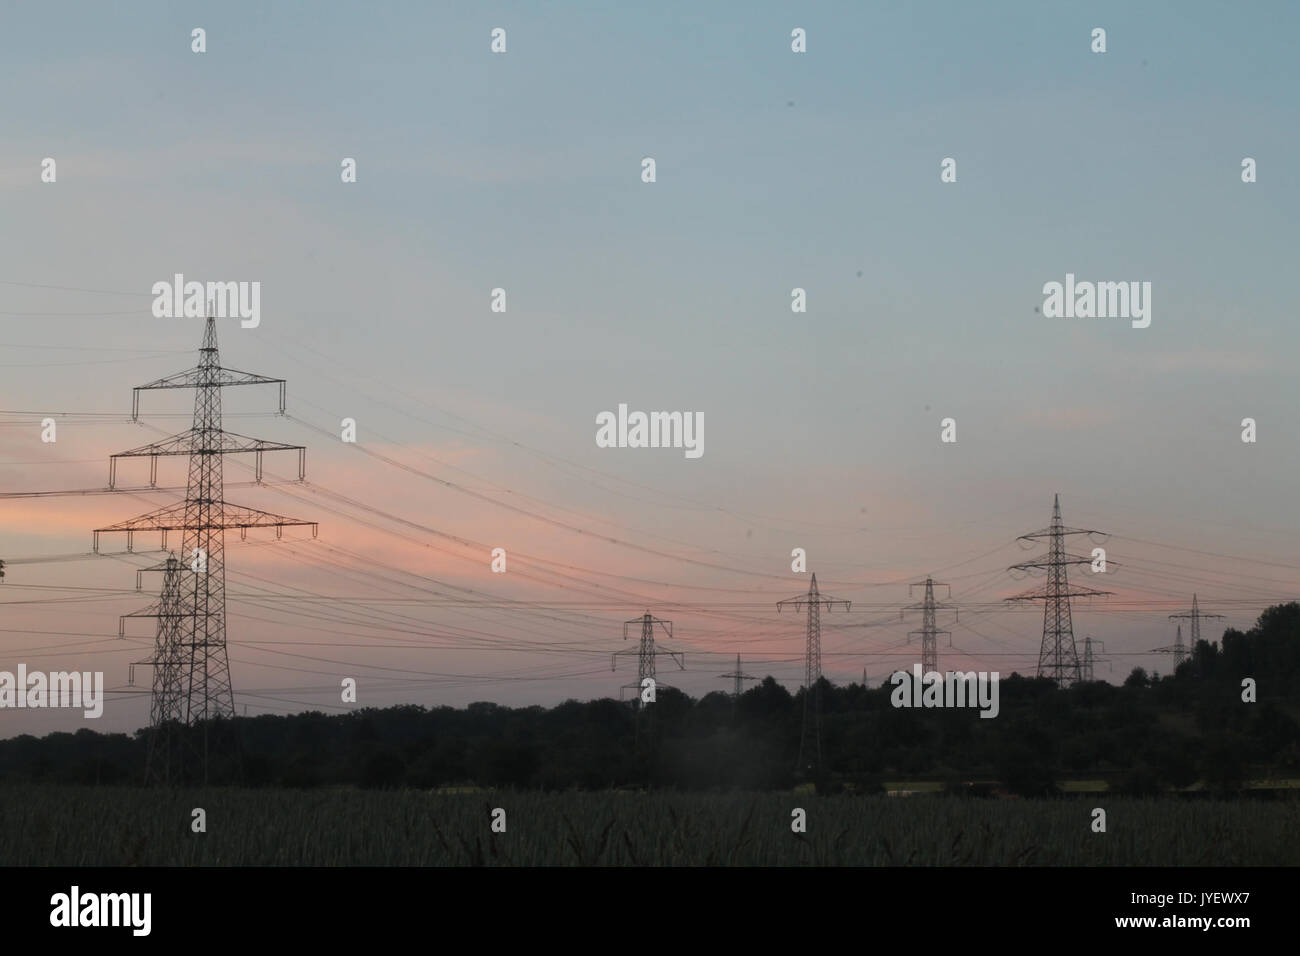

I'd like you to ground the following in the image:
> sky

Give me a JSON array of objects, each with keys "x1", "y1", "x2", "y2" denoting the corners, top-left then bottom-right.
[{"x1": 1, "y1": 1, "x2": 1298, "y2": 736}]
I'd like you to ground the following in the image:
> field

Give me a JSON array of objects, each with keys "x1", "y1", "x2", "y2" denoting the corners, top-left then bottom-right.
[{"x1": 4, "y1": 786, "x2": 1299, "y2": 866}]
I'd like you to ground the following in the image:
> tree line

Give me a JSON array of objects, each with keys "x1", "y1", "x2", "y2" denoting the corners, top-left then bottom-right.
[{"x1": 2, "y1": 603, "x2": 1297, "y2": 795}]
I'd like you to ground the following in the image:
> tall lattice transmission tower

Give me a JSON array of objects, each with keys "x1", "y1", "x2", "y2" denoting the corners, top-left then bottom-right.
[
  {"x1": 98, "y1": 315, "x2": 316, "y2": 784},
  {"x1": 902, "y1": 576, "x2": 955, "y2": 672},
  {"x1": 1166, "y1": 594, "x2": 1222, "y2": 666},
  {"x1": 1005, "y1": 495, "x2": 1111, "y2": 686},
  {"x1": 778, "y1": 573, "x2": 849, "y2": 776}
]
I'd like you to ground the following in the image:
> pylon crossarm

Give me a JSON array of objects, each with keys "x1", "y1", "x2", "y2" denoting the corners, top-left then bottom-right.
[
  {"x1": 112, "y1": 430, "x2": 304, "y2": 459},
  {"x1": 134, "y1": 366, "x2": 284, "y2": 392},
  {"x1": 121, "y1": 603, "x2": 162, "y2": 619},
  {"x1": 1017, "y1": 526, "x2": 1108, "y2": 542},
  {"x1": 1008, "y1": 550, "x2": 1105, "y2": 570},
  {"x1": 1004, "y1": 586, "x2": 1112, "y2": 602},
  {"x1": 96, "y1": 501, "x2": 315, "y2": 534}
]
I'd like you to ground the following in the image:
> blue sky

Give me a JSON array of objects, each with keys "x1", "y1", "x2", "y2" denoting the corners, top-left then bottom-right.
[{"x1": 1, "y1": 1, "x2": 1297, "y2": 734}]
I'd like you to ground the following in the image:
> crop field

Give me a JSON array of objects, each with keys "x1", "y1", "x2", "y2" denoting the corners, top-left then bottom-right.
[{"x1": 4, "y1": 787, "x2": 1299, "y2": 866}]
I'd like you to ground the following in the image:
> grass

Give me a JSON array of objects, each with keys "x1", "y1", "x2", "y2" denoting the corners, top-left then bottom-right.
[{"x1": 3, "y1": 786, "x2": 1298, "y2": 866}]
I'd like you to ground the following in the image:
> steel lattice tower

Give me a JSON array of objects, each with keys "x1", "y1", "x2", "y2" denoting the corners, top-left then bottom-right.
[
  {"x1": 1168, "y1": 625, "x2": 1186, "y2": 667},
  {"x1": 902, "y1": 576, "x2": 954, "y2": 673},
  {"x1": 125, "y1": 555, "x2": 186, "y2": 782},
  {"x1": 718, "y1": 653, "x2": 759, "y2": 700},
  {"x1": 718, "y1": 653, "x2": 758, "y2": 704},
  {"x1": 1080, "y1": 635, "x2": 1107, "y2": 681},
  {"x1": 148, "y1": 556, "x2": 186, "y2": 730},
  {"x1": 778, "y1": 573, "x2": 849, "y2": 776},
  {"x1": 1005, "y1": 495, "x2": 1111, "y2": 686},
  {"x1": 1168, "y1": 595, "x2": 1222, "y2": 665},
  {"x1": 612, "y1": 612, "x2": 683, "y2": 765},
  {"x1": 1148, "y1": 625, "x2": 1187, "y2": 670},
  {"x1": 612, "y1": 612, "x2": 683, "y2": 704},
  {"x1": 98, "y1": 316, "x2": 316, "y2": 784}
]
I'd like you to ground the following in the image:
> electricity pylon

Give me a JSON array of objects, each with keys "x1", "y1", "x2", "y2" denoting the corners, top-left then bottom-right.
[
  {"x1": 125, "y1": 554, "x2": 187, "y2": 783},
  {"x1": 96, "y1": 315, "x2": 316, "y2": 784},
  {"x1": 612, "y1": 612, "x2": 684, "y2": 705},
  {"x1": 902, "y1": 576, "x2": 955, "y2": 673},
  {"x1": 1149, "y1": 626, "x2": 1187, "y2": 669},
  {"x1": 612, "y1": 612, "x2": 683, "y2": 765},
  {"x1": 1080, "y1": 635, "x2": 1108, "y2": 681},
  {"x1": 1167, "y1": 594, "x2": 1222, "y2": 666},
  {"x1": 1005, "y1": 494, "x2": 1111, "y2": 686},
  {"x1": 718, "y1": 653, "x2": 759, "y2": 707},
  {"x1": 778, "y1": 573, "x2": 849, "y2": 777}
]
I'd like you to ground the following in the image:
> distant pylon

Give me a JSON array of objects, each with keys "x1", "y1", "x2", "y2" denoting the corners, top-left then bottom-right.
[
  {"x1": 1005, "y1": 494, "x2": 1112, "y2": 686},
  {"x1": 718, "y1": 653, "x2": 759, "y2": 703},
  {"x1": 1173, "y1": 624, "x2": 1185, "y2": 667},
  {"x1": 612, "y1": 612, "x2": 683, "y2": 762},
  {"x1": 97, "y1": 315, "x2": 317, "y2": 785},
  {"x1": 1167, "y1": 594, "x2": 1222, "y2": 666},
  {"x1": 123, "y1": 554, "x2": 186, "y2": 784},
  {"x1": 902, "y1": 576, "x2": 955, "y2": 673},
  {"x1": 778, "y1": 573, "x2": 849, "y2": 776},
  {"x1": 611, "y1": 612, "x2": 684, "y2": 705},
  {"x1": 1080, "y1": 635, "x2": 1107, "y2": 681}
]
